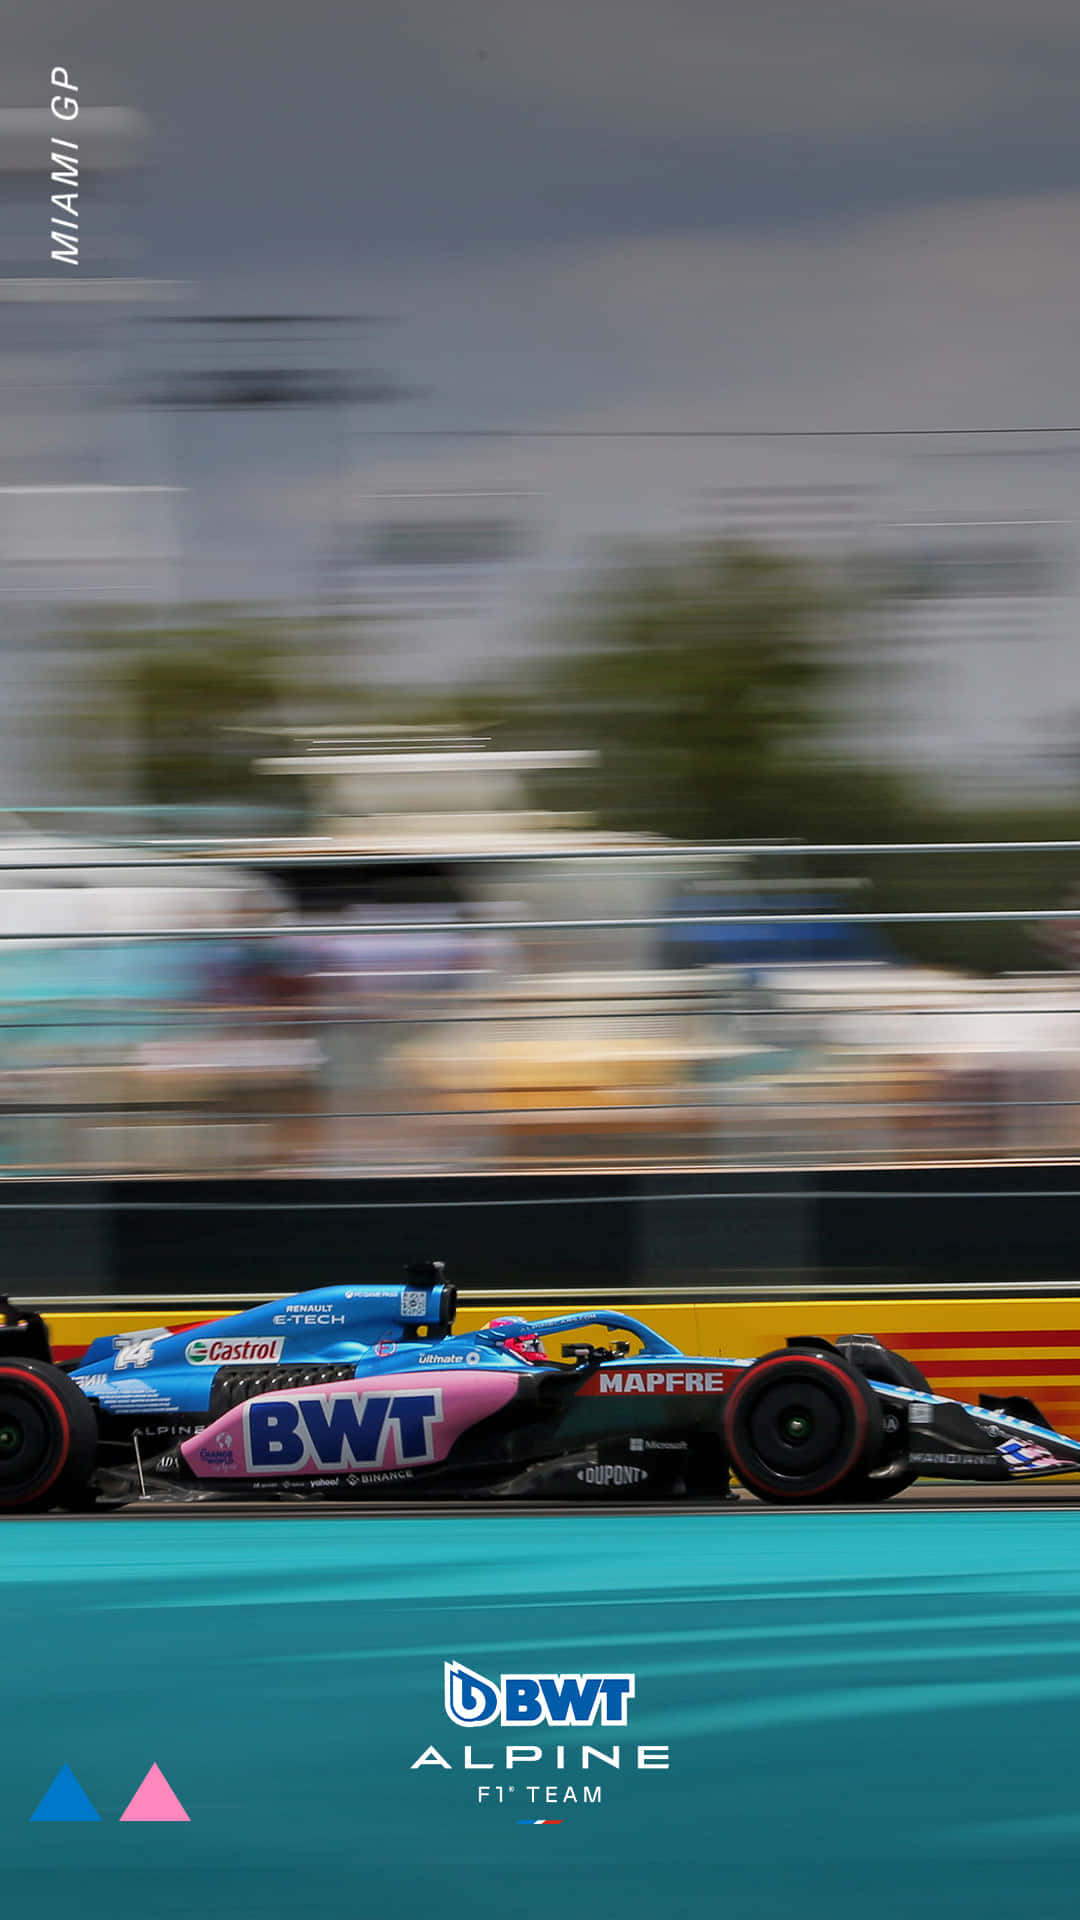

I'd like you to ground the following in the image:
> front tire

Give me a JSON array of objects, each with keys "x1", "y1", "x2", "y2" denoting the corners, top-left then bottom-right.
[
  {"x1": 723, "y1": 1350, "x2": 883, "y2": 1503},
  {"x1": 836, "y1": 1339, "x2": 932, "y2": 1395},
  {"x1": 831, "y1": 1341, "x2": 928, "y2": 1500},
  {"x1": 0, "y1": 1359, "x2": 97, "y2": 1511}
]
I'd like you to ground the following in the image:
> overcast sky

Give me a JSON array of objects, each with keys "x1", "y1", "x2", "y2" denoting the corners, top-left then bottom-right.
[
  {"x1": 7, "y1": 0, "x2": 1080, "y2": 778},
  {"x1": 10, "y1": 0, "x2": 1080, "y2": 273}
]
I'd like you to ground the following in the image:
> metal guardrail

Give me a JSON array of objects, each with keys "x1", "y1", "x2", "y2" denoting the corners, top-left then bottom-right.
[
  {"x1": 0, "y1": 1096, "x2": 1072, "y2": 1126},
  {"x1": 2, "y1": 834, "x2": 1080, "y2": 863},
  {"x1": 2, "y1": 908, "x2": 1080, "y2": 940}
]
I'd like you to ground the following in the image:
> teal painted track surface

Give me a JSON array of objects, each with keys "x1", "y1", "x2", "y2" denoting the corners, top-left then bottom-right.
[{"x1": 4, "y1": 1513, "x2": 1080, "y2": 1920}]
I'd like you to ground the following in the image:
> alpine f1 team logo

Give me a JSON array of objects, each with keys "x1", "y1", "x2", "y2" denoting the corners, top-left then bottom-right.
[
  {"x1": 411, "y1": 1665, "x2": 667, "y2": 1803},
  {"x1": 444, "y1": 1661, "x2": 635, "y2": 1728}
]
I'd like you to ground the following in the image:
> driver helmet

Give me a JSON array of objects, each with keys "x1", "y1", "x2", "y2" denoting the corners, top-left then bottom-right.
[{"x1": 487, "y1": 1318, "x2": 548, "y2": 1365}]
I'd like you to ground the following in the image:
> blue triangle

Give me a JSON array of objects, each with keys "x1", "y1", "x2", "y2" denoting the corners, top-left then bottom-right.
[{"x1": 30, "y1": 1764, "x2": 101, "y2": 1822}]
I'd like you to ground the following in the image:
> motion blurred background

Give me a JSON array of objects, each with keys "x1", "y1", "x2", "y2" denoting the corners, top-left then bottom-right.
[{"x1": 5, "y1": 0, "x2": 1080, "y2": 1196}]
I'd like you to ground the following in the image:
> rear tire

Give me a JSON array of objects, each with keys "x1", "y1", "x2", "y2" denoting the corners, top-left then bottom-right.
[
  {"x1": 0, "y1": 1359, "x2": 97, "y2": 1511},
  {"x1": 723, "y1": 1349, "x2": 883, "y2": 1503}
]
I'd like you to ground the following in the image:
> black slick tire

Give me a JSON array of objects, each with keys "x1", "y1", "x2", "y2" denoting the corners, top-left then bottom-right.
[
  {"x1": 723, "y1": 1349, "x2": 883, "y2": 1503},
  {"x1": 0, "y1": 1359, "x2": 98, "y2": 1512}
]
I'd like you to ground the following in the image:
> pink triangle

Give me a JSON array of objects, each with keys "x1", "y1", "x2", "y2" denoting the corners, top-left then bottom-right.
[{"x1": 119, "y1": 1764, "x2": 190, "y2": 1823}]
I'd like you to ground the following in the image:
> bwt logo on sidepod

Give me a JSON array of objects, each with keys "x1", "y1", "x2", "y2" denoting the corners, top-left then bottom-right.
[
  {"x1": 445, "y1": 1661, "x2": 635, "y2": 1729},
  {"x1": 243, "y1": 1387, "x2": 444, "y2": 1474}
]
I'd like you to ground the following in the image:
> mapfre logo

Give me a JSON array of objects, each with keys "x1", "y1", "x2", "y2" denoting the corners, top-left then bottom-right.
[
  {"x1": 576, "y1": 1367, "x2": 726, "y2": 1397},
  {"x1": 444, "y1": 1661, "x2": 634, "y2": 1728},
  {"x1": 185, "y1": 1336, "x2": 285, "y2": 1366}
]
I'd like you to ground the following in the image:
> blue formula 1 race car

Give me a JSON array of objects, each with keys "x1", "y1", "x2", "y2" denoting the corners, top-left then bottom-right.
[{"x1": 1, "y1": 1266, "x2": 1078, "y2": 1510}]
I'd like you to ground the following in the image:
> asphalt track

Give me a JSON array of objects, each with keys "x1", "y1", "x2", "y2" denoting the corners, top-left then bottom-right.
[
  {"x1": 9, "y1": 1504, "x2": 1080, "y2": 1920},
  {"x1": 7, "y1": 1480, "x2": 1080, "y2": 1517}
]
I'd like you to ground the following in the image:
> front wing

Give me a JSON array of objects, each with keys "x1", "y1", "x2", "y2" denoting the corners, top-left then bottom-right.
[{"x1": 872, "y1": 1382, "x2": 1080, "y2": 1483}]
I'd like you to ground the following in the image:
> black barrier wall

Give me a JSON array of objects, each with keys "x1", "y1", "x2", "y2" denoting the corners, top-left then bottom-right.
[{"x1": 3, "y1": 1167, "x2": 1080, "y2": 1300}]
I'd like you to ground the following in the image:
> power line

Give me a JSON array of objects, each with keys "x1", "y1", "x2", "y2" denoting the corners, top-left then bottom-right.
[{"x1": 356, "y1": 427, "x2": 1080, "y2": 440}]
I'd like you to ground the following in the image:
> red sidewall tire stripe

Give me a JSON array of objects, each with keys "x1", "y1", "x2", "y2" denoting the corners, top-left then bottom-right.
[
  {"x1": 724, "y1": 1354, "x2": 869, "y2": 1500},
  {"x1": 0, "y1": 1365, "x2": 72, "y2": 1506}
]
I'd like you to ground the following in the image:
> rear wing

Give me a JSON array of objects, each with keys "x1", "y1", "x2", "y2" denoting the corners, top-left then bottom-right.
[{"x1": 0, "y1": 1297, "x2": 53, "y2": 1365}]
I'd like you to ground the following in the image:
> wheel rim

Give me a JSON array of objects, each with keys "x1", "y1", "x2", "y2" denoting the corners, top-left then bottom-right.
[
  {"x1": 0, "y1": 1416, "x2": 22, "y2": 1459},
  {"x1": 780, "y1": 1409, "x2": 812, "y2": 1443},
  {"x1": 744, "y1": 1378, "x2": 850, "y2": 1479}
]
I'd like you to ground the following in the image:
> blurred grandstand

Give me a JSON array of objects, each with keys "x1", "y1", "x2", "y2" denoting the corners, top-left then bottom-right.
[{"x1": 0, "y1": 732, "x2": 1077, "y2": 1176}]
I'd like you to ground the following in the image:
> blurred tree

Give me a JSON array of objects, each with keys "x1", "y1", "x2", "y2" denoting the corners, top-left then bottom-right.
[
  {"x1": 828, "y1": 801, "x2": 1080, "y2": 976},
  {"x1": 50, "y1": 605, "x2": 381, "y2": 817},
  {"x1": 419, "y1": 539, "x2": 911, "y2": 843},
  {"x1": 126, "y1": 637, "x2": 279, "y2": 806},
  {"x1": 541, "y1": 541, "x2": 841, "y2": 840},
  {"x1": 404, "y1": 538, "x2": 1080, "y2": 975},
  {"x1": 40, "y1": 553, "x2": 1080, "y2": 973}
]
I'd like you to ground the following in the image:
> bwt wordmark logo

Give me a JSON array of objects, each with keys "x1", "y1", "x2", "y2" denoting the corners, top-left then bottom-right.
[
  {"x1": 410, "y1": 1664, "x2": 668, "y2": 1813},
  {"x1": 444, "y1": 1660, "x2": 635, "y2": 1727}
]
